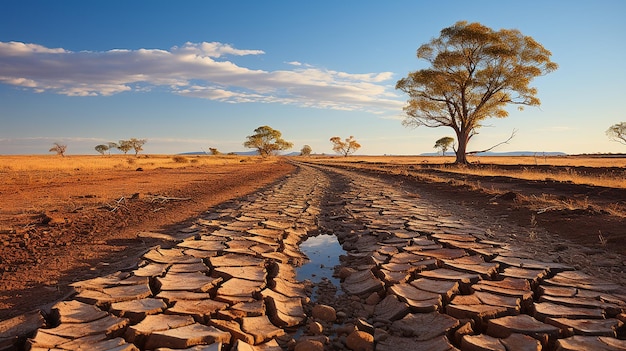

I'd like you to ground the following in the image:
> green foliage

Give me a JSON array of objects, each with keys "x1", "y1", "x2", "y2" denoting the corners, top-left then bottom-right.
[
  {"x1": 434, "y1": 137, "x2": 455, "y2": 156},
  {"x1": 396, "y1": 21, "x2": 557, "y2": 164},
  {"x1": 117, "y1": 140, "x2": 133, "y2": 155},
  {"x1": 300, "y1": 145, "x2": 312, "y2": 156},
  {"x1": 117, "y1": 138, "x2": 147, "y2": 156},
  {"x1": 330, "y1": 136, "x2": 361, "y2": 157},
  {"x1": 606, "y1": 122, "x2": 626, "y2": 145},
  {"x1": 128, "y1": 138, "x2": 147, "y2": 157},
  {"x1": 243, "y1": 126, "x2": 293, "y2": 157},
  {"x1": 95, "y1": 144, "x2": 109, "y2": 155},
  {"x1": 49, "y1": 142, "x2": 67, "y2": 157}
]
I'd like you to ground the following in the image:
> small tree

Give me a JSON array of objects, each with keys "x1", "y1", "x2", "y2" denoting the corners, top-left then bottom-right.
[
  {"x1": 434, "y1": 137, "x2": 455, "y2": 156},
  {"x1": 243, "y1": 126, "x2": 293, "y2": 157},
  {"x1": 117, "y1": 140, "x2": 132, "y2": 155},
  {"x1": 330, "y1": 136, "x2": 361, "y2": 157},
  {"x1": 396, "y1": 21, "x2": 557, "y2": 164},
  {"x1": 606, "y1": 122, "x2": 626, "y2": 145},
  {"x1": 128, "y1": 138, "x2": 147, "y2": 157},
  {"x1": 107, "y1": 142, "x2": 118, "y2": 155},
  {"x1": 209, "y1": 148, "x2": 222, "y2": 155},
  {"x1": 95, "y1": 144, "x2": 109, "y2": 155},
  {"x1": 300, "y1": 145, "x2": 312, "y2": 156},
  {"x1": 49, "y1": 142, "x2": 67, "y2": 157}
]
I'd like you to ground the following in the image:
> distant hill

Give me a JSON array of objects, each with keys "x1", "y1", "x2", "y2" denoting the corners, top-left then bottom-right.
[{"x1": 420, "y1": 151, "x2": 567, "y2": 157}]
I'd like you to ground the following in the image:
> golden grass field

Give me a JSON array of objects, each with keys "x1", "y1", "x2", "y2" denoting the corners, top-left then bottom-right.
[
  {"x1": 0, "y1": 154, "x2": 260, "y2": 172},
  {"x1": 2, "y1": 154, "x2": 625, "y2": 189}
]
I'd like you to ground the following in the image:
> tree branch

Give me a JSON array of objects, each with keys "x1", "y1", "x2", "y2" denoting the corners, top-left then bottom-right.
[{"x1": 467, "y1": 129, "x2": 517, "y2": 155}]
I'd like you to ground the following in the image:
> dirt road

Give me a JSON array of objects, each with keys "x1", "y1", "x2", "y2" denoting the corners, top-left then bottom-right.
[{"x1": 2, "y1": 161, "x2": 625, "y2": 350}]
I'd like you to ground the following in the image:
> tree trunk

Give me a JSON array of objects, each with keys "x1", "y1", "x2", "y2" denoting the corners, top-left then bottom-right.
[{"x1": 454, "y1": 132, "x2": 469, "y2": 164}]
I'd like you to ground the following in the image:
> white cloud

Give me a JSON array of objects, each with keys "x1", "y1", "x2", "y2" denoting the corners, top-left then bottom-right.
[{"x1": 0, "y1": 40, "x2": 403, "y2": 113}]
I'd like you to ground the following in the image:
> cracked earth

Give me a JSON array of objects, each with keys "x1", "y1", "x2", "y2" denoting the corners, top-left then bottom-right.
[{"x1": 1, "y1": 160, "x2": 625, "y2": 350}]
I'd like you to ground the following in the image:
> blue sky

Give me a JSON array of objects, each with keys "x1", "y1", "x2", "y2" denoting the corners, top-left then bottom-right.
[{"x1": 1, "y1": 1, "x2": 625, "y2": 155}]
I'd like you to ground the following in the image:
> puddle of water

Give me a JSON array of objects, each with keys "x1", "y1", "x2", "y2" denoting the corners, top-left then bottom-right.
[{"x1": 296, "y1": 234, "x2": 343, "y2": 287}]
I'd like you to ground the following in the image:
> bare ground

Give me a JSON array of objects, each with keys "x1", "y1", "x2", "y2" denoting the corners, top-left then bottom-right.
[
  {"x1": 1, "y1": 158, "x2": 625, "y2": 323},
  {"x1": 0, "y1": 160, "x2": 295, "y2": 320}
]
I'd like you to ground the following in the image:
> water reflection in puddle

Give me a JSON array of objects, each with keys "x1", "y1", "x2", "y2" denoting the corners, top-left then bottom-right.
[{"x1": 297, "y1": 234, "x2": 344, "y2": 287}]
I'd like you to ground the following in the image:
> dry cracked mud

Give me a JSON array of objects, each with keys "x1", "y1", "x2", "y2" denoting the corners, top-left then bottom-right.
[{"x1": 1, "y1": 161, "x2": 625, "y2": 351}]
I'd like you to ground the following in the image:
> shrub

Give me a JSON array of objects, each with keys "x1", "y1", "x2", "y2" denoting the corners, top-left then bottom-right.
[{"x1": 172, "y1": 155, "x2": 189, "y2": 163}]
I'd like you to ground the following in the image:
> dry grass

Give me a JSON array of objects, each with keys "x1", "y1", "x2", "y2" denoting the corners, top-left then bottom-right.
[
  {"x1": 0, "y1": 154, "x2": 271, "y2": 186},
  {"x1": 0, "y1": 154, "x2": 261, "y2": 171}
]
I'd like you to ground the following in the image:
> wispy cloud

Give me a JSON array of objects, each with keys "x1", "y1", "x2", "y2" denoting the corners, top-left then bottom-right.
[{"x1": 0, "y1": 41, "x2": 403, "y2": 113}]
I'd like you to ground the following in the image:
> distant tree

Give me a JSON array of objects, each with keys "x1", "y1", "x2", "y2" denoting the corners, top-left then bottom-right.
[
  {"x1": 49, "y1": 142, "x2": 67, "y2": 157},
  {"x1": 396, "y1": 21, "x2": 558, "y2": 164},
  {"x1": 300, "y1": 145, "x2": 312, "y2": 156},
  {"x1": 128, "y1": 138, "x2": 147, "y2": 157},
  {"x1": 95, "y1": 144, "x2": 109, "y2": 155},
  {"x1": 606, "y1": 122, "x2": 626, "y2": 145},
  {"x1": 330, "y1": 136, "x2": 361, "y2": 157},
  {"x1": 107, "y1": 142, "x2": 119, "y2": 155},
  {"x1": 434, "y1": 137, "x2": 455, "y2": 156},
  {"x1": 243, "y1": 126, "x2": 293, "y2": 157},
  {"x1": 117, "y1": 140, "x2": 133, "y2": 155},
  {"x1": 209, "y1": 148, "x2": 222, "y2": 155}
]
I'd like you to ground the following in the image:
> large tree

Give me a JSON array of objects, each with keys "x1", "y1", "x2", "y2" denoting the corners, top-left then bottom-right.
[
  {"x1": 330, "y1": 136, "x2": 361, "y2": 157},
  {"x1": 606, "y1": 122, "x2": 626, "y2": 145},
  {"x1": 243, "y1": 125, "x2": 293, "y2": 157},
  {"x1": 396, "y1": 21, "x2": 558, "y2": 164}
]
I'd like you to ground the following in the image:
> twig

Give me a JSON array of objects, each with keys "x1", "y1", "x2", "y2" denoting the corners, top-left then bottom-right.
[
  {"x1": 536, "y1": 206, "x2": 559, "y2": 214},
  {"x1": 103, "y1": 196, "x2": 128, "y2": 212},
  {"x1": 152, "y1": 207, "x2": 165, "y2": 212},
  {"x1": 147, "y1": 195, "x2": 192, "y2": 204}
]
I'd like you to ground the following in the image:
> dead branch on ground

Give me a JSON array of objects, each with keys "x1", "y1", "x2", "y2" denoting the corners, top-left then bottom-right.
[{"x1": 146, "y1": 195, "x2": 192, "y2": 204}]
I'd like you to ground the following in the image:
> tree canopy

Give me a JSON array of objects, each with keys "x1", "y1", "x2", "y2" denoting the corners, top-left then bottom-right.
[
  {"x1": 95, "y1": 144, "x2": 109, "y2": 155},
  {"x1": 128, "y1": 138, "x2": 147, "y2": 157},
  {"x1": 117, "y1": 140, "x2": 133, "y2": 155},
  {"x1": 300, "y1": 145, "x2": 312, "y2": 156},
  {"x1": 243, "y1": 125, "x2": 293, "y2": 157},
  {"x1": 606, "y1": 122, "x2": 626, "y2": 145},
  {"x1": 49, "y1": 142, "x2": 67, "y2": 157},
  {"x1": 330, "y1": 136, "x2": 361, "y2": 157},
  {"x1": 396, "y1": 21, "x2": 558, "y2": 164},
  {"x1": 434, "y1": 136, "x2": 455, "y2": 156}
]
